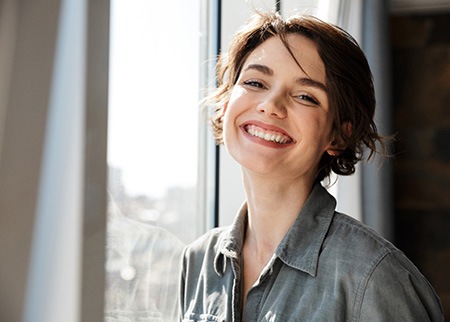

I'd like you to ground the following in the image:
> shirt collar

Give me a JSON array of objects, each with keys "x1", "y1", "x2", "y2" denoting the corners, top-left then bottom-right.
[
  {"x1": 214, "y1": 202, "x2": 247, "y2": 276},
  {"x1": 214, "y1": 183, "x2": 336, "y2": 277}
]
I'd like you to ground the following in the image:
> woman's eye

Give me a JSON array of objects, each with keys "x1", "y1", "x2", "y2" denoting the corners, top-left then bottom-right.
[
  {"x1": 296, "y1": 94, "x2": 319, "y2": 106},
  {"x1": 243, "y1": 80, "x2": 265, "y2": 89}
]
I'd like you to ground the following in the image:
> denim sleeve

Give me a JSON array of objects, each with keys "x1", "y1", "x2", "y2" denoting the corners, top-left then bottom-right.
[{"x1": 358, "y1": 251, "x2": 444, "y2": 321}]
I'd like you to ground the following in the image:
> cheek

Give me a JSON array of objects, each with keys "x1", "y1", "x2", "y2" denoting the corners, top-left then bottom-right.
[
  {"x1": 221, "y1": 95, "x2": 242, "y2": 136},
  {"x1": 297, "y1": 114, "x2": 334, "y2": 148},
  {"x1": 226, "y1": 86, "x2": 248, "y2": 111}
]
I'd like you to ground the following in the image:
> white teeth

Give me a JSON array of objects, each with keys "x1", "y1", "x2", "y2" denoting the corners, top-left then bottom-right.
[{"x1": 245, "y1": 125, "x2": 290, "y2": 144}]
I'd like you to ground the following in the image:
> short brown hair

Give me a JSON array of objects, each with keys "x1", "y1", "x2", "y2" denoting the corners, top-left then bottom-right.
[{"x1": 210, "y1": 12, "x2": 388, "y2": 182}]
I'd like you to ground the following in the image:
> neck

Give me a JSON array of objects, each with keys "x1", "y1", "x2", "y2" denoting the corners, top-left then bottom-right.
[
  {"x1": 239, "y1": 169, "x2": 316, "y2": 306},
  {"x1": 242, "y1": 169, "x2": 315, "y2": 255}
]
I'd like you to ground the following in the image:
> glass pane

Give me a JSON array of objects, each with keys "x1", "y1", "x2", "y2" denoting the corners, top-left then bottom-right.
[{"x1": 106, "y1": 0, "x2": 200, "y2": 320}]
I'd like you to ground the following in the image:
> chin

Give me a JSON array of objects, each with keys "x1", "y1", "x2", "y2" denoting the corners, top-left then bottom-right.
[{"x1": 239, "y1": 158, "x2": 282, "y2": 176}]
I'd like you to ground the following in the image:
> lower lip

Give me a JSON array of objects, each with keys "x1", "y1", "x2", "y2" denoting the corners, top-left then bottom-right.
[{"x1": 240, "y1": 126, "x2": 294, "y2": 149}]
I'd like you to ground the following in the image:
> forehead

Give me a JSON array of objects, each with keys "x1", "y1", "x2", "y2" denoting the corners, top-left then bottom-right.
[{"x1": 242, "y1": 34, "x2": 326, "y2": 84}]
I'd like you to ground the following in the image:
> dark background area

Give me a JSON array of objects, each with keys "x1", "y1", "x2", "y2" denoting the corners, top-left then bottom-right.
[{"x1": 391, "y1": 12, "x2": 450, "y2": 319}]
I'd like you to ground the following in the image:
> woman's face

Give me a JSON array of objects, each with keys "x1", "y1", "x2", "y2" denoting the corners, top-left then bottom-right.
[{"x1": 222, "y1": 34, "x2": 337, "y2": 183}]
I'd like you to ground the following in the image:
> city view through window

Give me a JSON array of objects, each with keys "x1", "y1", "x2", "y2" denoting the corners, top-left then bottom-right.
[{"x1": 105, "y1": 1, "x2": 201, "y2": 320}]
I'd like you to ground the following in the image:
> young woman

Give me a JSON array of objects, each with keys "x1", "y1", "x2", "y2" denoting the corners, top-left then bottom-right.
[{"x1": 180, "y1": 12, "x2": 443, "y2": 321}]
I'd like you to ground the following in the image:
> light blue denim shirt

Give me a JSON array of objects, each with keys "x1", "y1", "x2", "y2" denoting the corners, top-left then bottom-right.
[{"x1": 180, "y1": 183, "x2": 444, "y2": 321}]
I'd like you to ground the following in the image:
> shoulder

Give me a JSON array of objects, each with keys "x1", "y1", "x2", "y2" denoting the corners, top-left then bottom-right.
[
  {"x1": 326, "y1": 213, "x2": 443, "y2": 321},
  {"x1": 326, "y1": 212, "x2": 397, "y2": 260},
  {"x1": 182, "y1": 226, "x2": 229, "y2": 271},
  {"x1": 180, "y1": 226, "x2": 231, "y2": 303},
  {"x1": 326, "y1": 212, "x2": 433, "y2": 289},
  {"x1": 185, "y1": 226, "x2": 228, "y2": 254},
  {"x1": 357, "y1": 249, "x2": 444, "y2": 321}
]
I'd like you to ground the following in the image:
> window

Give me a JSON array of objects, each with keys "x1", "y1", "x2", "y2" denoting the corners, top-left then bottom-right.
[{"x1": 106, "y1": 0, "x2": 201, "y2": 320}]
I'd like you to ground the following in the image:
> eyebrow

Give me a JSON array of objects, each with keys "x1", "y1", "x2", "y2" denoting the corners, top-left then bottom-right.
[
  {"x1": 295, "y1": 77, "x2": 328, "y2": 93},
  {"x1": 244, "y1": 63, "x2": 327, "y2": 93},
  {"x1": 245, "y1": 63, "x2": 274, "y2": 76}
]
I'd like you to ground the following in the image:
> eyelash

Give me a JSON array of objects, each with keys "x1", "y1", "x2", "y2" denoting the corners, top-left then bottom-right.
[
  {"x1": 242, "y1": 79, "x2": 320, "y2": 106},
  {"x1": 243, "y1": 80, "x2": 265, "y2": 88},
  {"x1": 296, "y1": 94, "x2": 319, "y2": 105}
]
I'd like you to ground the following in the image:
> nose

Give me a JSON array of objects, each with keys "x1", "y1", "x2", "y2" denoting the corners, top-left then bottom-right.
[{"x1": 256, "y1": 92, "x2": 287, "y2": 118}]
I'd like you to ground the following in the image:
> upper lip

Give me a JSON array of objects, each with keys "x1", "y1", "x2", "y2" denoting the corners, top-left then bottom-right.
[{"x1": 240, "y1": 120, "x2": 296, "y2": 142}]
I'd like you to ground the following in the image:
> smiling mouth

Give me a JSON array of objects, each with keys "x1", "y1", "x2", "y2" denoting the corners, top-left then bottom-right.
[{"x1": 244, "y1": 124, "x2": 293, "y2": 144}]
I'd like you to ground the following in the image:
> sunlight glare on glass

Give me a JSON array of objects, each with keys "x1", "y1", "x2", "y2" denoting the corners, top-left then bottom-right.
[{"x1": 108, "y1": 0, "x2": 200, "y2": 199}]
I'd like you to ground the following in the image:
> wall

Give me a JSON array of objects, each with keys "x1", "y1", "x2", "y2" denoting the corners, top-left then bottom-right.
[{"x1": 391, "y1": 12, "x2": 450, "y2": 318}]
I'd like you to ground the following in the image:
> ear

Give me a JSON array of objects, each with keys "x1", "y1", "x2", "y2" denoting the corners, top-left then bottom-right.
[
  {"x1": 326, "y1": 145, "x2": 344, "y2": 157},
  {"x1": 326, "y1": 149, "x2": 339, "y2": 156},
  {"x1": 325, "y1": 122, "x2": 351, "y2": 156}
]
